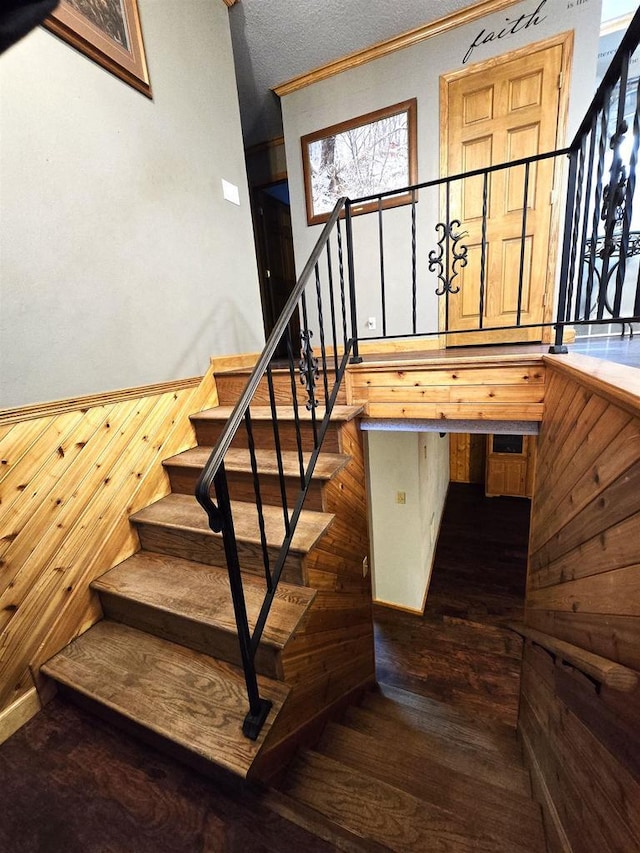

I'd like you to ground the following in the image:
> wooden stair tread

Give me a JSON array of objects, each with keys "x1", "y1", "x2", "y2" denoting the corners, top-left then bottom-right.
[
  {"x1": 130, "y1": 493, "x2": 333, "y2": 555},
  {"x1": 93, "y1": 552, "x2": 316, "y2": 650},
  {"x1": 163, "y1": 446, "x2": 349, "y2": 480},
  {"x1": 191, "y1": 404, "x2": 363, "y2": 424},
  {"x1": 282, "y1": 750, "x2": 543, "y2": 853},
  {"x1": 42, "y1": 621, "x2": 289, "y2": 779},
  {"x1": 343, "y1": 706, "x2": 531, "y2": 796},
  {"x1": 318, "y1": 722, "x2": 544, "y2": 836},
  {"x1": 366, "y1": 687, "x2": 521, "y2": 762}
]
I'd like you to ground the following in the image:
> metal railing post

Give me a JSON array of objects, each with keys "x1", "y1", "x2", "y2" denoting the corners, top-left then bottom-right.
[
  {"x1": 345, "y1": 201, "x2": 362, "y2": 363},
  {"x1": 550, "y1": 148, "x2": 579, "y2": 354}
]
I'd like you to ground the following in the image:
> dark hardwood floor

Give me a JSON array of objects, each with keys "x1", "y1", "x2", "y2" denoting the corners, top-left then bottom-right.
[
  {"x1": 0, "y1": 698, "x2": 335, "y2": 853},
  {"x1": 374, "y1": 483, "x2": 531, "y2": 727},
  {"x1": 0, "y1": 483, "x2": 530, "y2": 850}
]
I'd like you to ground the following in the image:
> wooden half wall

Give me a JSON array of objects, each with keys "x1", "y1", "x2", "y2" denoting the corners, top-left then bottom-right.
[
  {"x1": 347, "y1": 354, "x2": 546, "y2": 420},
  {"x1": 522, "y1": 353, "x2": 640, "y2": 853},
  {"x1": 0, "y1": 370, "x2": 219, "y2": 739}
]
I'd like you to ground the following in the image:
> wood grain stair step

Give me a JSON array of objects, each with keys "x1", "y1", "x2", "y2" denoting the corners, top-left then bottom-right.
[
  {"x1": 214, "y1": 366, "x2": 348, "y2": 407},
  {"x1": 130, "y1": 493, "x2": 334, "y2": 585},
  {"x1": 92, "y1": 552, "x2": 316, "y2": 678},
  {"x1": 41, "y1": 620, "x2": 289, "y2": 779},
  {"x1": 281, "y1": 749, "x2": 543, "y2": 853},
  {"x1": 364, "y1": 687, "x2": 522, "y2": 762},
  {"x1": 163, "y1": 446, "x2": 349, "y2": 511},
  {"x1": 342, "y1": 706, "x2": 531, "y2": 796},
  {"x1": 191, "y1": 405, "x2": 363, "y2": 453},
  {"x1": 317, "y1": 721, "x2": 544, "y2": 848}
]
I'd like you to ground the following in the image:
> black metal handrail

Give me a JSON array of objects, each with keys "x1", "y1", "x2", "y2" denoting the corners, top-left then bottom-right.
[
  {"x1": 195, "y1": 197, "x2": 360, "y2": 738},
  {"x1": 194, "y1": 11, "x2": 640, "y2": 741}
]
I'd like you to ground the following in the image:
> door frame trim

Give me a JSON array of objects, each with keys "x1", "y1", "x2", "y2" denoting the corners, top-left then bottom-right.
[{"x1": 438, "y1": 30, "x2": 575, "y2": 346}]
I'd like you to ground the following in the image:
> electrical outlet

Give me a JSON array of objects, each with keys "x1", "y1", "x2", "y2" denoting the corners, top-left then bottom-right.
[
  {"x1": 396, "y1": 491, "x2": 406, "y2": 504},
  {"x1": 366, "y1": 317, "x2": 376, "y2": 330}
]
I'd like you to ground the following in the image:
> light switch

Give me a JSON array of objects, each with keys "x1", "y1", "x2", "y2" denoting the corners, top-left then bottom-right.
[{"x1": 221, "y1": 179, "x2": 240, "y2": 205}]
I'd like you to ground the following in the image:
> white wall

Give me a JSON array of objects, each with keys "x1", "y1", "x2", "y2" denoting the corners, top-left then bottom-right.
[
  {"x1": 281, "y1": 0, "x2": 603, "y2": 341},
  {"x1": 0, "y1": 0, "x2": 264, "y2": 408},
  {"x1": 367, "y1": 430, "x2": 449, "y2": 612}
]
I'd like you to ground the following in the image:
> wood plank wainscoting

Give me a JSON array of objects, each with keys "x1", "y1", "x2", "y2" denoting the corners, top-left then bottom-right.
[
  {"x1": 346, "y1": 352, "x2": 546, "y2": 421},
  {"x1": 523, "y1": 353, "x2": 640, "y2": 853},
  {"x1": 0, "y1": 368, "x2": 219, "y2": 740}
]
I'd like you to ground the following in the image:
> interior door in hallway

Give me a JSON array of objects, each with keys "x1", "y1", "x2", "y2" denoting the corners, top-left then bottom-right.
[{"x1": 441, "y1": 35, "x2": 572, "y2": 345}]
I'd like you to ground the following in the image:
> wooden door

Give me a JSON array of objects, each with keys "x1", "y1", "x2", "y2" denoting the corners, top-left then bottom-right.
[
  {"x1": 450, "y1": 433, "x2": 486, "y2": 484},
  {"x1": 485, "y1": 434, "x2": 536, "y2": 498},
  {"x1": 441, "y1": 35, "x2": 571, "y2": 345}
]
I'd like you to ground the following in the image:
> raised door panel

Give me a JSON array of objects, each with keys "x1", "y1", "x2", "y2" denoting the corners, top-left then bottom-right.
[{"x1": 443, "y1": 41, "x2": 566, "y2": 345}]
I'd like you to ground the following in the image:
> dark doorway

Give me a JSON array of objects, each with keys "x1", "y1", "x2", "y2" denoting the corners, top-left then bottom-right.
[{"x1": 252, "y1": 181, "x2": 299, "y2": 360}]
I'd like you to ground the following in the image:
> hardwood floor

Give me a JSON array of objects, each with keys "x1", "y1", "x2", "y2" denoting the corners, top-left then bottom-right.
[
  {"x1": 375, "y1": 482, "x2": 530, "y2": 727},
  {"x1": 0, "y1": 698, "x2": 335, "y2": 853},
  {"x1": 0, "y1": 483, "x2": 533, "y2": 850}
]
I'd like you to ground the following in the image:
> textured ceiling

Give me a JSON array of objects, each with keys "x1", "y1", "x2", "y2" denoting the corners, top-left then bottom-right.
[
  {"x1": 228, "y1": 0, "x2": 634, "y2": 148},
  {"x1": 228, "y1": 0, "x2": 486, "y2": 147}
]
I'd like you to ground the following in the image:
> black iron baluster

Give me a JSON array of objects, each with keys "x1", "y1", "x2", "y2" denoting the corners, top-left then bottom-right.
[
  {"x1": 326, "y1": 239, "x2": 339, "y2": 375},
  {"x1": 568, "y1": 134, "x2": 588, "y2": 322},
  {"x1": 213, "y1": 462, "x2": 272, "y2": 739},
  {"x1": 551, "y1": 148, "x2": 579, "y2": 352},
  {"x1": 575, "y1": 116, "x2": 598, "y2": 322},
  {"x1": 285, "y1": 323, "x2": 305, "y2": 489},
  {"x1": 378, "y1": 196, "x2": 387, "y2": 337},
  {"x1": 244, "y1": 408, "x2": 271, "y2": 592},
  {"x1": 599, "y1": 55, "x2": 629, "y2": 319},
  {"x1": 336, "y1": 218, "x2": 348, "y2": 352},
  {"x1": 516, "y1": 161, "x2": 530, "y2": 328},
  {"x1": 614, "y1": 72, "x2": 639, "y2": 317},
  {"x1": 315, "y1": 263, "x2": 330, "y2": 406},
  {"x1": 266, "y1": 363, "x2": 290, "y2": 539},
  {"x1": 479, "y1": 171, "x2": 488, "y2": 329},
  {"x1": 411, "y1": 189, "x2": 417, "y2": 334},
  {"x1": 345, "y1": 202, "x2": 362, "y2": 362},
  {"x1": 445, "y1": 182, "x2": 451, "y2": 333},
  {"x1": 300, "y1": 290, "x2": 319, "y2": 447},
  {"x1": 592, "y1": 91, "x2": 613, "y2": 319}
]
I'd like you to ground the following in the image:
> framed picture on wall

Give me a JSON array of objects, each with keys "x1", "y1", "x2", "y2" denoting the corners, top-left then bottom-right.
[
  {"x1": 301, "y1": 99, "x2": 417, "y2": 225},
  {"x1": 44, "y1": 0, "x2": 151, "y2": 97}
]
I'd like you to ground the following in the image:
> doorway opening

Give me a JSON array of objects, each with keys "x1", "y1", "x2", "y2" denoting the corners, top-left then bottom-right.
[{"x1": 252, "y1": 180, "x2": 299, "y2": 360}]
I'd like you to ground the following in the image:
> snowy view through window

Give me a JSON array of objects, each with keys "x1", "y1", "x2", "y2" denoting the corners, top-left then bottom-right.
[{"x1": 308, "y1": 109, "x2": 410, "y2": 218}]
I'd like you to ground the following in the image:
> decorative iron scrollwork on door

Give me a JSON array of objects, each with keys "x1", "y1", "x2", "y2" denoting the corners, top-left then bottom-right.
[
  {"x1": 299, "y1": 329, "x2": 319, "y2": 410},
  {"x1": 428, "y1": 219, "x2": 469, "y2": 296}
]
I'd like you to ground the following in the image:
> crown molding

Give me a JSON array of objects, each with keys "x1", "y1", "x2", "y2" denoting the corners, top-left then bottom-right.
[{"x1": 273, "y1": 0, "x2": 520, "y2": 97}]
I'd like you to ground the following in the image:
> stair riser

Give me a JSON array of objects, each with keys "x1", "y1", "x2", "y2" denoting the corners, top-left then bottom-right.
[
  {"x1": 215, "y1": 372, "x2": 347, "y2": 407},
  {"x1": 134, "y1": 522, "x2": 305, "y2": 585},
  {"x1": 192, "y1": 419, "x2": 342, "y2": 454},
  {"x1": 98, "y1": 591, "x2": 283, "y2": 679},
  {"x1": 164, "y1": 465, "x2": 325, "y2": 512}
]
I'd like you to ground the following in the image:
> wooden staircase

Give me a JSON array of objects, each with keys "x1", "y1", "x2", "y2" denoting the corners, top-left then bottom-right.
[
  {"x1": 42, "y1": 364, "x2": 375, "y2": 781},
  {"x1": 277, "y1": 682, "x2": 547, "y2": 852}
]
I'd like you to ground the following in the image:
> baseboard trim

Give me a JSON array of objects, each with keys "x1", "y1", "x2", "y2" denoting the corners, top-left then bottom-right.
[
  {"x1": 0, "y1": 376, "x2": 203, "y2": 425},
  {"x1": 372, "y1": 599, "x2": 424, "y2": 616},
  {"x1": 0, "y1": 688, "x2": 41, "y2": 745}
]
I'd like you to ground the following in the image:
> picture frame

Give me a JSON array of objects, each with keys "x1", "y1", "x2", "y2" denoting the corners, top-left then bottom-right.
[
  {"x1": 301, "y1": 99, "x2": 417, "y2": 226},
  {"x1": 44, "y1": 0, "x2": 151, "y2": 97}
]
